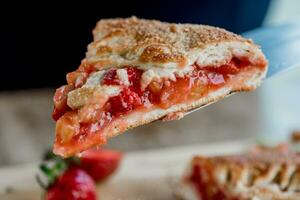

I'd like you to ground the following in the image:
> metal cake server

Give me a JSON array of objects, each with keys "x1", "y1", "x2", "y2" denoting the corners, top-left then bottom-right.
[
  {"x1": 185, "y1": 24, "x2": 300, "y2": 116},
  {"x1": 244, "y1": 23, "x2": 300, "y2": 78}
]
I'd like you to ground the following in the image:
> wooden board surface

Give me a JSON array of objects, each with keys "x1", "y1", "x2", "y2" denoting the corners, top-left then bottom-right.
[{"x1": 0, "y1": 140, "x2": 252, "y2": 200}]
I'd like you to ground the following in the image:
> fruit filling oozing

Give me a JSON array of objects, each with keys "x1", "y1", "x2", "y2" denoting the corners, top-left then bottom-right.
[
  {"x1": 189, "y1": 165, "x2": 234, "y2": 200},
  {"x1": 53, "y1": 57, "x2": 256, "y2": 153}
]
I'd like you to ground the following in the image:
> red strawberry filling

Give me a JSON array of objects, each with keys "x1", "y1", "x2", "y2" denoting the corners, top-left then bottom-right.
[
  {"x1": 189, "y1": 165, "x2": 239, "y2": 200},
  {"x1": 53, "y1": 57, "x2": 263, "y2": 156}
]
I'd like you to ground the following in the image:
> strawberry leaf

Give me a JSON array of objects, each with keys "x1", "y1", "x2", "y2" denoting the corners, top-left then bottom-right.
[{"x1": 38, "y1": 149, "x2": 82, "y2": 189}]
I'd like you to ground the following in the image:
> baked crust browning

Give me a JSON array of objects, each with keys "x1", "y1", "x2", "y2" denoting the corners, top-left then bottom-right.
[
  {"x1": 87, "y1": 16, "x2": 264, "y2": 70},
  {"x1": 183, "y1": 147, "x2": 300, "y2": 200}
]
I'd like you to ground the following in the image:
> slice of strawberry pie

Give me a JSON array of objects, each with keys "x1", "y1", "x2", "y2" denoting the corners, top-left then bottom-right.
[{"x1": 52, "y1": 17, "x2": 268, "y2": 157}]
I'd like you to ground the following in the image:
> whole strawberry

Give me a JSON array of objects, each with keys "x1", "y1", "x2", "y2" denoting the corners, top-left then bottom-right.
[
  {"x1": 79, "y1": 149, "x2": 123, "y2": 182},
  {"x1": 45, "y1": 167, "x2": 97, "y2": 200},
  {"x1": 38, "y1": 148, "x2": 123, "y2": 200}
]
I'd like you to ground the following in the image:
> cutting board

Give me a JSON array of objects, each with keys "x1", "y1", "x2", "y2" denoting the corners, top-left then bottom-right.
[{"x1": 0, "y1": 140, "x2": 252, "y2": 200}]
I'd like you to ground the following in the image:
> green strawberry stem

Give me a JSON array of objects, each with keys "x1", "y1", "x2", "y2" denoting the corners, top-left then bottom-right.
[{"x1": 36, "y1": 149, "x2": 81, "y2": 189}]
